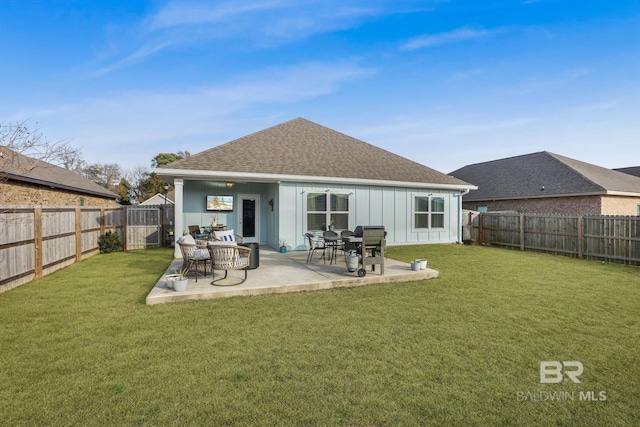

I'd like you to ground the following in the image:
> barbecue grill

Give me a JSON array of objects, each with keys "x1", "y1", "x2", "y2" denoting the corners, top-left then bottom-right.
[{"x1": 344, "y1": 226, "x2": 386, "y2": 277}]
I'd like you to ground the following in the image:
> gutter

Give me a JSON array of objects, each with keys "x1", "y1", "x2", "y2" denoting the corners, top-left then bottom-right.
[{"x1": 464, "y1": 190, "x2": 640, "y2": 202}]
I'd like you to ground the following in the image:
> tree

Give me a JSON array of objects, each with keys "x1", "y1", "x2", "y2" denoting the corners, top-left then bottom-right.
[
  {"x1": 146, "y1": 151, "x2": 191, "y2": 198},
  {"x1": 78, "y1": 162, "x2": 122, "y2": 191},
  {"x1": 151, "y1": 151, "x2": 189, "y2": 168},
  {"x1": 0, "y1": 120, "x2": 75, "y2": 181},
  {"x1": 56, "y1": 145, "x2": 85, "y2": 171}
]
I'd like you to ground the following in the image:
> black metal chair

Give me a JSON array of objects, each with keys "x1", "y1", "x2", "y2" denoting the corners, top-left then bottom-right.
[
  {"x1": 340, "y1": 230, "x2": 354, "y2": 254},
  {"x1": 305, "y1": 232, "x2": 326, "y2": 263},
  {"x1": 322, "y1": 230, "x2": 340, "y2": 264}
]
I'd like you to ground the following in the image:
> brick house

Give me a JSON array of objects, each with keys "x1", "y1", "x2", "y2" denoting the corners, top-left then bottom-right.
[
  {"x1": 0, "y1": 146, "x2": 119, "y2": 207},
  {"x1": 450, "y1": 151, "x2": 640, "y2": 215}
]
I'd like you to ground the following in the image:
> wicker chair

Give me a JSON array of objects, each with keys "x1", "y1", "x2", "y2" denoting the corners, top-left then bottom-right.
[
  {"x1": 177, "y1": 241, "x2": 211, "y2": 282},
  {"x1": 208, "y1": 244, "x2": 252, "y2": 285}
]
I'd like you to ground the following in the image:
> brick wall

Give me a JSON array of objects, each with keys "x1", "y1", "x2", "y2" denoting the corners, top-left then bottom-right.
[
  {"x1": 601, "y1": 195, "x2": 640, "y2": 216},
  {"x1": 0, "y1": 180, "x2": 118, "y2": 207},
  {"x1": 463, "y1": 195, "x2": 640, "y2": 215}
]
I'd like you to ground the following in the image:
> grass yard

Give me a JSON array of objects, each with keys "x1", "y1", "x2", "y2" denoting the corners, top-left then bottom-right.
[{"x1": 1, "y1": 245, "x2": 638, "y2": 426}]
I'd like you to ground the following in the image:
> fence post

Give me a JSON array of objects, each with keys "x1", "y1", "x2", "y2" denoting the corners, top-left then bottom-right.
[
  {"x1": 100, "y1": 207, "x2": 105, "y2": 236},
  {"x1": 34, "y1": 207, "x2": 43, "y2": 280},
  {"x1": 478, "y1": 213, "x2": 484, "y2": 245},
  {"x1": 578, "y1": 215, "x2": 584, "y2": 259},
  {"x1": 123, "y1": 207, "x2": 128, "y2": 251},
  {"x1": 520, "y1": 213, "x2": 525, "y2": 251},
  {"x1": 75, "y1": 207, "x2": 82, "y2": 262}
]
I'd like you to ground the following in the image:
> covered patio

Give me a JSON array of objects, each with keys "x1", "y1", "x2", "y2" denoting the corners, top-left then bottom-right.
[{"x1": 146, "y1": 248, "x2": 438, "y2": 305}]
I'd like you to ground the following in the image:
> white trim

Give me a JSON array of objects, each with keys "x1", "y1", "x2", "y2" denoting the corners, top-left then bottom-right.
[
  {"x1": 173, "y1": 179, "x2": 184, "y2": 259},
  {"x1": 155, "y1": 168, "x2": 477, "y2": 192},
  {"x1": 411, "y1": 192, "x2": 446, "y2": 233}
]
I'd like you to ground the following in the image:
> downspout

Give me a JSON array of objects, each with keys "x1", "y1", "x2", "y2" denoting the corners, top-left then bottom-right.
[{"x1": 458, "y1": 189, "x2": 471, "y2": 243}]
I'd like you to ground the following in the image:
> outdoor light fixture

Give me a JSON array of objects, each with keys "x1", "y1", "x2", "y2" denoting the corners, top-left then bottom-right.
[{"x1": 226, "y1": 182, "x2": 234, "y2": 188}]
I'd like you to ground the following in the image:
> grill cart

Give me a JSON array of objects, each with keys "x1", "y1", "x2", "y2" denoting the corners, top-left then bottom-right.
[{"x1": 343, "y1": 226, "x2": 386, "y2": 277}]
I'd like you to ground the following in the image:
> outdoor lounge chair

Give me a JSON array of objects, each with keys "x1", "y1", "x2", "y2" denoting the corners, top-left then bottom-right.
[
  {"x1": 208, "y1": 244, "x2": 252, "y2": 285},
  {"x1": 305, "y1": 232, "x2": 326, "y2": 264}
]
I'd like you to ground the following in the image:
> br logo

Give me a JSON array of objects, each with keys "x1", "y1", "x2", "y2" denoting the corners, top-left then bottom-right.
[{"x1": 540, "y1": 361, "x2": 583, "y2": 384}]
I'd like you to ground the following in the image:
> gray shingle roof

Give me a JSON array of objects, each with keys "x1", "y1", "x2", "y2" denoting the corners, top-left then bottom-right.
[
  {"x1": 449, "y1": 151, "x2": 640, "y2": 202},
  {"x1": 0, "y1": 146, "x2": 119, "y2": 199},
  {"x1": 615, "y1": 166, "x2": 640, "y2": 179},
  {"x1": 158, "y1": 118, "x2": 471, "y2": 187}
]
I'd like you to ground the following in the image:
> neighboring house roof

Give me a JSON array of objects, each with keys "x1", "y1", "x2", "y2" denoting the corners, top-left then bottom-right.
[
  {"x1": 156, "y1": 118, "x2": 473, "y2": 190},
  {"x1": 0, "y1": 146, "x2": 118, "y2": 199},
  {"x1": 614, "y1": 166, "x2": 640, "y2": 179},
  {"x1": 140, "y1": 192, "x2": 175, "y2": 205},
  {"x1": 449, "y1": 151, "x2": 640, "y2": 202}
]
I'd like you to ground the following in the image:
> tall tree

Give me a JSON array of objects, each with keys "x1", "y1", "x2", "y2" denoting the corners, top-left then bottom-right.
[{"x1": 0, "y1": 120, "x2": 75, "y2": 181}]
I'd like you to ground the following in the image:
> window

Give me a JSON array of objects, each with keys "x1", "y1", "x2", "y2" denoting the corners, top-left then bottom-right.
[
  {"x1": 637, "y1": 204, "x2": 640, "y2": 216},
  {"x1": 414, "y1": 195, "x2": 445, "y2": 230},
  {"x1": 307, "y1": 192, "x2": 349, "y2": 231}
]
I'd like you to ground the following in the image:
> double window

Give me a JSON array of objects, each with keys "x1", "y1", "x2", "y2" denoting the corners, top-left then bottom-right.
[
  {"x1": 307, "y1": 192, "x2": 349, "y2": 231},
  {"x1": 414, "y1": 195, "x2": 445, "y2": 229}
]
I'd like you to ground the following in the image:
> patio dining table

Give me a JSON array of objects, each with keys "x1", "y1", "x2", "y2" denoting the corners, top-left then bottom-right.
[{"x1": 322, "y1": 232, "x2": 341, "y2": 264}]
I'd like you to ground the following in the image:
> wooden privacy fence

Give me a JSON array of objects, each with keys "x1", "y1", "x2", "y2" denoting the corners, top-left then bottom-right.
[
  {"x1": 0, "y1": 205, "x2": 174, "y2": 293},
  {"x1": 467, "y1": 212, "x2": 640, "y2": 265}
]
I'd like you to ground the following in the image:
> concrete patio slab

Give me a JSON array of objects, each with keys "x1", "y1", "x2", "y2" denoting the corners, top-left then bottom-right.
[{"x1": 146, "y1": 247, "x2": 438, "y2": 305}]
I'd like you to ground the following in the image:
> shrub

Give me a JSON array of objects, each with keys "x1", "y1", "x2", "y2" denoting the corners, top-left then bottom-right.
[{"x1": 98, "y1": 231, "x2": 122, "y2": 253}]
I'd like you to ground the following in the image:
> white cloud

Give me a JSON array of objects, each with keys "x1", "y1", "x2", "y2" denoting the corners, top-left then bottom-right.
[
  {"x1": 14, "y1": 61, "x2": 373, "y2": 168},
  {"x1": 96, "y1": 0, "x2": 383, "y2": 74},
  {"x1": 402, "y1": 27, "x2": 492, "y2": 50}
]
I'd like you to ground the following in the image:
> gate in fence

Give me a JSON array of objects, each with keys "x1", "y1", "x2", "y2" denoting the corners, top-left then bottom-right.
[{"x1": 127, "y1": 207, "x2": 161, "y2": 249}]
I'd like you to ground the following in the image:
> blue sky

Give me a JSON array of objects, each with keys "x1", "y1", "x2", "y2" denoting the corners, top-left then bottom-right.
[{"x1": 2, "y1": 0, "x2": 639, "y2": 174}]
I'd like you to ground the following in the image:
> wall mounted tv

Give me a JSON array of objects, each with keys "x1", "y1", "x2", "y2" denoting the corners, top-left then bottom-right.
[{"x1": 206, "y1": 195, "x2": 234, "y2": 211}]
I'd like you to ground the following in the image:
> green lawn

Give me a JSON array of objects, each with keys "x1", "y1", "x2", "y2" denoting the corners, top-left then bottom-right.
[{"x1": 1, "y1": 245, "x2": 638, "y2": 426}]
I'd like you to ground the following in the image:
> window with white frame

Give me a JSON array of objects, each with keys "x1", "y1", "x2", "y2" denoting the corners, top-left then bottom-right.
[
  {"x1": 307, "y1": 192, "x2": 349, "y2": 231},
  {"x1": 414, "y1": 194, "x2": 445, "y2": 229}
]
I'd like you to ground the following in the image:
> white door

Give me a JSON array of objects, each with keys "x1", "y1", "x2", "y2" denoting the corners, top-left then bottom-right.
[{"x1": 238, "y1": 194, "x2": 260, "y2": 243}]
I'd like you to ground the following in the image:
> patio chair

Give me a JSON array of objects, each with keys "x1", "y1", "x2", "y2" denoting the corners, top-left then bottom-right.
[
  {"x1": 188, "y1": 225, "x2": 210, "y2": 240},
  {"x1": 177, "y1": 241, "x2": 211, "y2": 282},
  {"x1": 208, "y1": 244, "x2": 252, "y2": 285},
  {"x1": 305, "y1": 232, "x2": 326, "y2": 264},
  {"x1": 340, "y1": 230, "x2": 354, "y2": 253}
]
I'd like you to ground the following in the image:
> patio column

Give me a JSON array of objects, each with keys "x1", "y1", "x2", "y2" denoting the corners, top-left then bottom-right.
[{"x1": 173, "y1": 178, "x2": 184, "y2": 258}]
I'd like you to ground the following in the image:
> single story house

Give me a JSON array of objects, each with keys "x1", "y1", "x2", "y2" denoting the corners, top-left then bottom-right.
[
  {"x1": 450, "y1": 151, "x2": 640, "y2": 215},
  {"x1": 0, "y1": 146, "x2": 119, "y2": 207},
  {"x1": 140, "y1": 191, "x2": 175, "y2": 206},
  {"x1": 155, "y1": 118, "x2": 476, "y2": 257}
]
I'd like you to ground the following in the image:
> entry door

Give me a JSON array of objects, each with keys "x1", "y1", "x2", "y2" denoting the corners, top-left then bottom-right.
[{"x1": 238, "y1": 194, "x2": 260, "y2": 243}]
